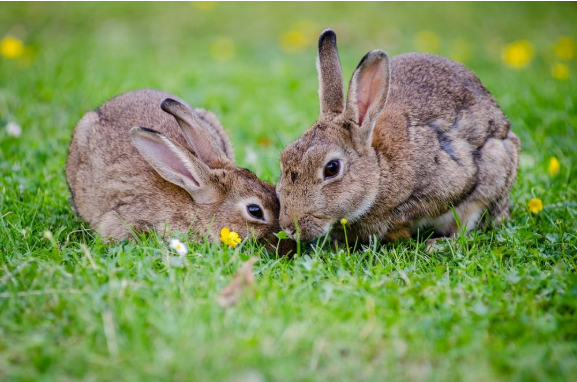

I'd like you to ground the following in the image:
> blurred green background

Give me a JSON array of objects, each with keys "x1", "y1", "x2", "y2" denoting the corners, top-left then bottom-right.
[
  {"x1": 1, "y1": 2, "x2": 576, "y2": 381},
  {"x1": 1, "y1": 2, "x2": 576, "y2": 182}
]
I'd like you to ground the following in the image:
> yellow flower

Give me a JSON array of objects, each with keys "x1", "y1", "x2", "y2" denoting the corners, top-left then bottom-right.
[
  {"x1": 1, "y1": 36, "x2": 24, "y2": 59},
  {"x1": 547, "y1": 157, "x2": 560, "y2": 175},
  {"x1": 280, "y1": 30, "x2": 307, "y2": 54},
  {"x1": 340, "y1": 218, "x2": 347, "y2": 225},
  {"x1": 502, "y1": 40, "x2": 534, "y2": 69},
  {"x1": 553, "y1": 36, "x2": 575, "y2": 60},
  {"x1": 528, "y1": 198, "x2": 543, "y2": 214},
  {"x1": 192, "y1": 1, "x2": 217, "y2": 11},
  {"x1": 279, "y1": 21, "x2": 317, "y2": 54},
  {"x1": 220, "y1": 227, "x2": 242, "y2": 247},
  {"x1": 551, "y1": 63, "x2": 570, "y2": 81},
  {"x1": 415, "y1": 31, "x2": 440, "y2": 54},
  {"x1": 210, "y1": 37, "x2": 235, "y2": 61}
]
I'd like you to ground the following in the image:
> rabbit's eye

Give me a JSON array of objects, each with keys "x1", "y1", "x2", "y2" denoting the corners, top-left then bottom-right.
[
  {"x1": 247, "y1": 204, "x2": 264, "y2": 220},
  {"x1": 324, "y1": 160, "x2": 340, "y2": 179}
]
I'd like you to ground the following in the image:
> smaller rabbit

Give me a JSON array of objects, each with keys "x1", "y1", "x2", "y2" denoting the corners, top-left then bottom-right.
[
  {"x1": 67, "y1": 89, "x2": 290, "y2": 253},
  {"x1": 276, "y1": 30, "x2": 520, "y2": 244}
]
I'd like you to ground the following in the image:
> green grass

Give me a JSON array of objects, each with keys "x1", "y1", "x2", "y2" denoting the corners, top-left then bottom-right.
[{"x1": 1, "y1": 2, "x2": 576, "y2": 381}]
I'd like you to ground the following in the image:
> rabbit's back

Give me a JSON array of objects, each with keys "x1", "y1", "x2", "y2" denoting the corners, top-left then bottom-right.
[
  {"x1": 96, "y1": 90, "x2": 233, "y2": 159},
  {"x1": 387, "y1": 53, "x2": 509, "y2": 144}
]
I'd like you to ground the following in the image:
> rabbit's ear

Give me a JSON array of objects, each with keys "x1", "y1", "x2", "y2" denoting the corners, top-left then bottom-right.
[
  {"x1": 317, "y1": 29, "x2": 345, "y2": 117},
  {"x1": 344, "y1": 50, "x2": 391, "y2": 149},
  {"x1": 161, "y1": 98, "x2": 231, "y2": 168},
  {"x1": 129, "y1": 127, "x2": 218, "y2": 204}
]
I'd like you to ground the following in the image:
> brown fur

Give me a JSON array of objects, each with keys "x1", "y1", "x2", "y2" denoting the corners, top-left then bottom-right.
[
  {"x1": 277, "y1": 30, "x2": 520, "y2": 243},
  {"x1": 67, "y1": 89, "x2": 291, "y2": 253}
]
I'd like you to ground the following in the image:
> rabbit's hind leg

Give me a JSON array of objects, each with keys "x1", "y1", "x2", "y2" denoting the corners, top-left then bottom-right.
[{"x1": 421, "y1": 200, "x2": 485, "y2": 252}]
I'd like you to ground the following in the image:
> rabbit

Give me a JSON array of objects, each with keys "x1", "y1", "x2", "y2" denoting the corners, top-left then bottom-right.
[
  {"x1": 276, "y1": 30, "x2": 520, "y2": 244},
  {"x1": 67, "y1": 89, "x2": 293, "y2": 254}
]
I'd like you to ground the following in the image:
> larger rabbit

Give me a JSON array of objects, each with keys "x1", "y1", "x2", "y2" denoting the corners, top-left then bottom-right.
[
  {"x1": 277, "y1": 30, "x2": 520, "y2": 243},
  {"x1": 67, "y1": 89, "x2": 288, "y2": 252}
]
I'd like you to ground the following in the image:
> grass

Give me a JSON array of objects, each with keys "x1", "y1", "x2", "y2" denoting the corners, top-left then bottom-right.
[{"x1": 1, "y1": 2, "x2": 576, "y2": 381}]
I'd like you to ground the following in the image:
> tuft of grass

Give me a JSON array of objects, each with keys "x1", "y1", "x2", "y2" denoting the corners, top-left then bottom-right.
[{"x1": 1, "y1": 3, "x2": 576, "y2": 381}]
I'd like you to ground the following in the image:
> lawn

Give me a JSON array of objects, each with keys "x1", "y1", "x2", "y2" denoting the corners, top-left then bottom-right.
[{"x1": 1, "y1": 2, "x2": 576, "y2": 381}]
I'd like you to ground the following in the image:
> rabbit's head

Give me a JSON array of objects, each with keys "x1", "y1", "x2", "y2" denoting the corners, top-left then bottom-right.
[
  {"x1": 277, "y1": 29, "x2": 391, "y2": 241},
  {"x1": 131, "y1": 98, "x2": 292, "y2": 254}
]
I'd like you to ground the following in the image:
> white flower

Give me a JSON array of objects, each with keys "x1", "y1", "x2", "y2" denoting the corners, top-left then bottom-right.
[
  {"x1": 6, "y1": 122, "x2": 22, "y2": 137},
  {"x1": 244, "y1": 147, "x2": 258, "y2": 166},
  {"x1": 169, "y1": 238, "x2": 188, "y2": 257}
]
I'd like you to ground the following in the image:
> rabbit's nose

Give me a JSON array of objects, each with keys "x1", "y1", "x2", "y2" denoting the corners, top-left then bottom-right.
[
  {"x1": 280, "y1": 218, "x2": 296, "y2": 239},
  {"x1": 284, "y1": 228, "x2": 296, "y2": 240},
  {"x1": 282, "y1": 225, "x2": 296, "y2": 239}
]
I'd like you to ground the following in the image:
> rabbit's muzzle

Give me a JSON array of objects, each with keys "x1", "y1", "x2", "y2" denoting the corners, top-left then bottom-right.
[{"x1": 280, "y1": 213, "x2": 332, "y2": 242}]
